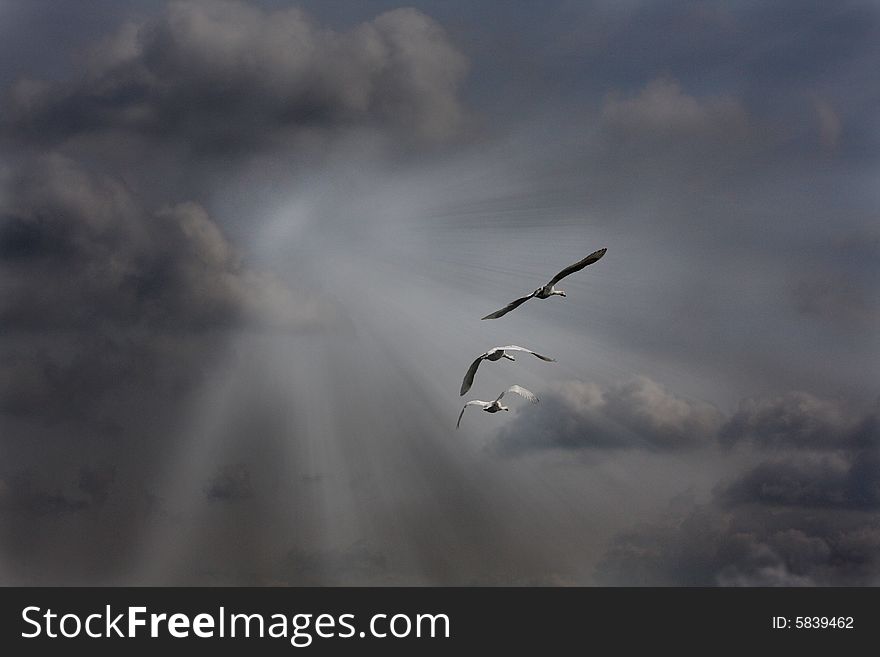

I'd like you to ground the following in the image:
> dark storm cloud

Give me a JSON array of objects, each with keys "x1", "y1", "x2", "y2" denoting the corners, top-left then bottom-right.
[
  {"x1": 282, "y1": 541, "x2": 390, "y2": 586},
  {"x1": 792, "y1": 274, "x2": 874, "y2": 326},
  {"x1": 0, "y1": 148, "x2": 329, "y2": 463},
  {"x1": 78, "y1": 465, "x2": 117, "y2": 505},
  {"x1": 0, "y1": 154, "x2": 319, "y2": 331},
  {"x1": 720, "y1": 392, "x2": 878, "y2": 450},
  {"x1": 0, "y1": 462, "x2": 164, "y2": 584},
  {"x1": 0, "y1": 330, "x2": 229, "y2": 430},
  {"x1": 495, "y1": 376, "x2": 724, "y2": 453},
  {"x1": 499, "y1": 375, "x2": 878, "y2": 455},
  {"x1": 594, "y1": 391, "x2": 880, "y2": 585},
  {"x1": 501, "y1": 378, "x2": 879, "y2": 584},
  {"x1": 1, "y1": 338, "x2": 130, "y2": 424},
  {"x1": 0, "y1": 465, "x2": 115, "y2": 519},
  {"x1": 789, "y1": 231, "x2": 880, "y2": 330},
  {"x1": 0, "y1": 473, "x2": 89, "y2": 518},
  {"x1": 2, "y1": 0, "x2": 467, "y2": 152},
  {"x1": 719, "y1": 452, "x2": 879, "y2": 510},
  {"x1": 205, "y1": 464, "x2": 253, "y2": 502},
  {"x1": 595, "y1": 503, "x2": 880, "y2": 586}
]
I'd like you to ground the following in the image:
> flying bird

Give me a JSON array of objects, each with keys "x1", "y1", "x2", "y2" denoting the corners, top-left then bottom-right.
[
  {"x1": 457, "y1": 385, "x2": 539, "y2": 429},
  {"x1": 460, "y1": 346, "x2": 555, "y2": 396},
  {"x1": 481, "y1": 247, "x2": 607, "y2": 320}
]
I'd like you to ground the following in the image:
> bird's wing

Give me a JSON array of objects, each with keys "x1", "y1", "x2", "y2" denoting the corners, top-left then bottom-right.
[
  {"x1": 481, "y1": 291, "x2": 537, "y2": 320},
  {"x1": 500, "y1": 346, "x2": 556, "y2": 362},
  {"x1": 506, "y1": 385, "x2": 539, "y2": 403},
  {"x1": 547, "y1": 247, "x2": 607, "y2": 286},
  {"x1": 460, "y1": 355, "x2": 487, "y2": 396},
  {"x1": 457, "y1": 401, "x2": 487, "y2": 428}
]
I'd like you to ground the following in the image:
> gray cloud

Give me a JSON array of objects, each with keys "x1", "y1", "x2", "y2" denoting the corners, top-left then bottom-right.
[
  {"x1": 0, "y1": 330, "x2": 228, "y2": 430},
  {"x1": 0, "y1": 465, "x2": 116, "y2": 559},
  {"x1": 498, "y1": 373, "x2": 878, "y2": 456},
  {"x1": 282, "y1": 540, "x2": 390, "y2": 586},
  {"x1": 719, "y1": 451, "x2": 879, "y2": 510},
  {"x1": 496, "y1": 376, "x2": 724, "y2": 453},
  {"x1": 596, "y1": 501, "x2": 880, "y2": 586},
  {"x1": 0, "y1": 464, "x2": 163, "y2": 584},
  {"x1": 600, "y1": 76, "x2": 751, "y2": 149},
  {"x1": 792, "y1": 274, "x2": 874, "y2": 326},
  {"x1": 0, "y1": 154, "x2": 323, "y2": 332},
  {"x1": 78, "y1": 465, "x2": 117, "y2": 505},
  {"x1": 789, "y1": 230, "x2": 880, "y2": 330},
  {"x1": 0, "y1": 472, "x2": 90, "y2": 518},
  {"x1": 205, "y1": 464, "x2": 253, "y2": 502},
  {"x1": 720, "y1": 392, "x2": 878, "y2": 450},
  {"x1": 3, "y1": 0, "x2": 467, "y2": 153},
  {"x1": 501, "y1": 378, "x2": 879, "y2": 584},
  {"x1": 595, "y1": 389, "x2": 880, "y2": 585},
  {"x1": 0, "y1": 150, "x2": 330, "y2": 458}
]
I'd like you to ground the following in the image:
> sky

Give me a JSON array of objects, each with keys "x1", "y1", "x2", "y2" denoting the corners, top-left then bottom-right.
[{"x1": 0, "y1": 0, "x2": 878, "y2": 585}]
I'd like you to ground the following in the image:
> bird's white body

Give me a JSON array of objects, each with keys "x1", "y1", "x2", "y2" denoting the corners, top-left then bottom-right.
[
  {"x1": 480, "y1": 400, "x2": 509, "y2": 413},
  {"x1": 481, "y1": 248, "x2": 606, "y2": 319},
  {"x1": 485, "y1": 349, "x2": 516, "y2": 362},
  {"x1": 534, "y1": 284, "x2": 566, "y2": 299},
  {"x1": 460, "y1": 346, "x2": 555, "y2": 396},
  {"x1": 457, "y1": 385, "x2": 539, "y2": 428}
]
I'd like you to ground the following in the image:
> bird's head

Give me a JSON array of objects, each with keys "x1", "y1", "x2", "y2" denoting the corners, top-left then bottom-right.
[{"x1": 556, "y1": 290, "x2": 567, "y2": 297}]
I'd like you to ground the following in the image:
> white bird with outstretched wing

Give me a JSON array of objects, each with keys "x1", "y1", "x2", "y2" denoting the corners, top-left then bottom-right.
[
  {"x1": 457, "y1": 385, "x2": 539, "y2": 428},
  {"x1": 482, "y1": 247, "x2": 607, "y2": 320},
  {"x1": 460, "y1": 346, "x2": 555, "y2": 396}
]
